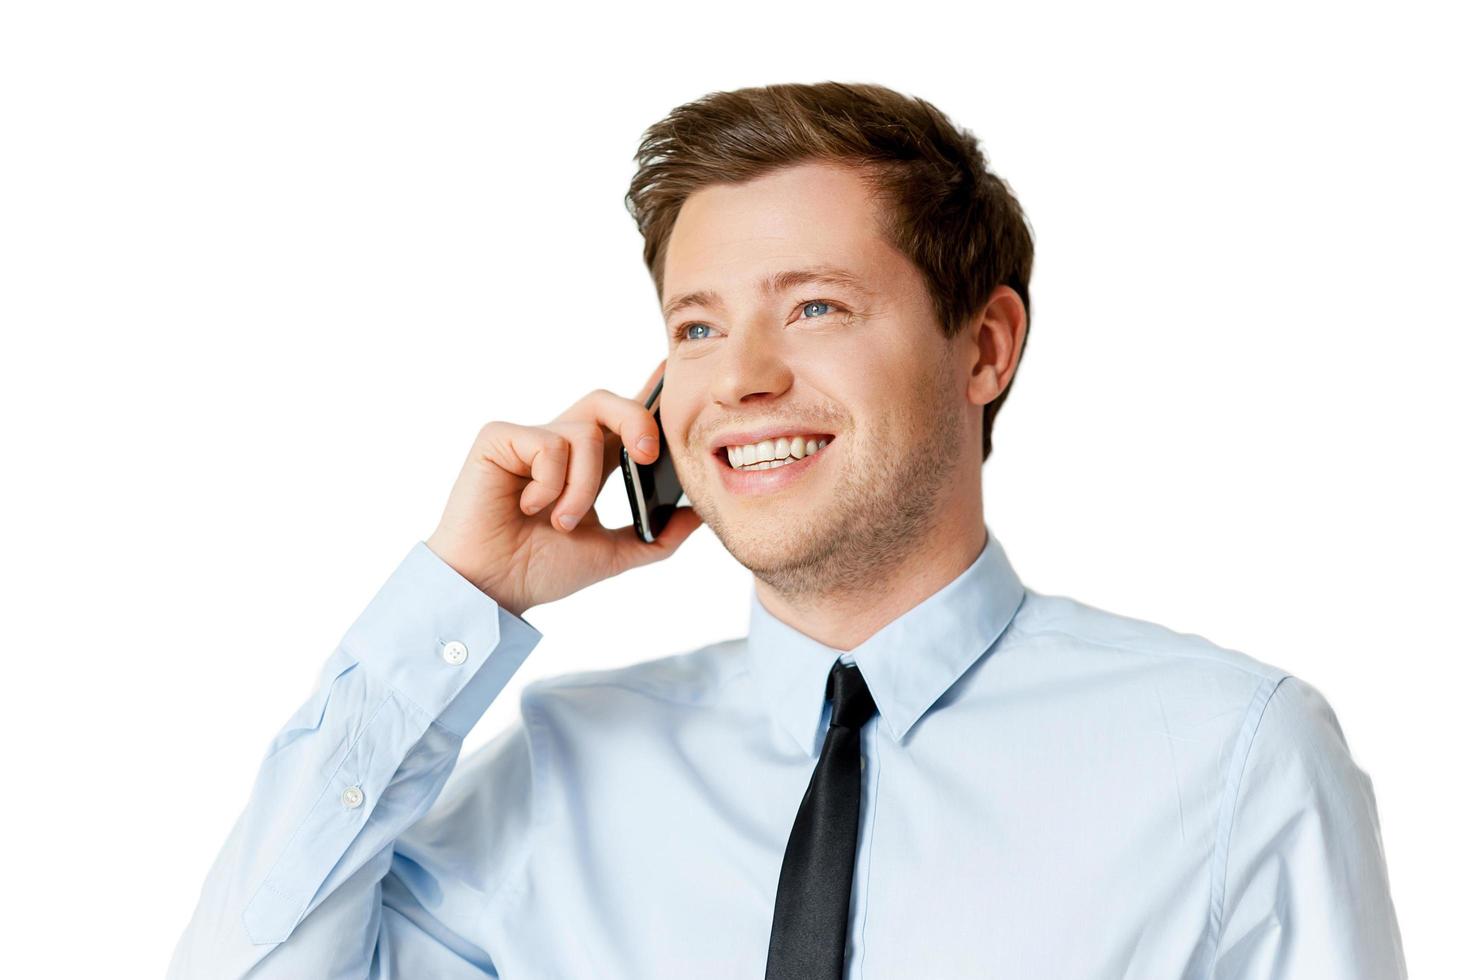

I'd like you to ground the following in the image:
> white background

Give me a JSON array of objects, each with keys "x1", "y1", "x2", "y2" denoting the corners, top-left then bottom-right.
[{"x1": 2, "y1": 1, "x2": 1466, "y2": 975}]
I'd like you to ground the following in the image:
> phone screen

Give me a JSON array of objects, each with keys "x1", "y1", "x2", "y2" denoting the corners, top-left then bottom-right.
[{"x1": 620, "y1": 374, "x2": 685, "y2": 543}]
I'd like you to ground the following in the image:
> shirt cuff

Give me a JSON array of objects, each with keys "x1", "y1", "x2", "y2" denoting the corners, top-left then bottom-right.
[{"x1": 338, "y1": 541, "x2": 544, "y2": 738}]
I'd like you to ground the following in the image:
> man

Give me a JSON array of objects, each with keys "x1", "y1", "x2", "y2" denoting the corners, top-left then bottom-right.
[{"x1": 169, "y1": 83, "x2": 1406, "y2": 978}]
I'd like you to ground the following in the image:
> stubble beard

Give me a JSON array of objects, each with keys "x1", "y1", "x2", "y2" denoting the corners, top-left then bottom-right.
[{"x1": 682, "y1": 362, "x2": 965, "y2": 606}]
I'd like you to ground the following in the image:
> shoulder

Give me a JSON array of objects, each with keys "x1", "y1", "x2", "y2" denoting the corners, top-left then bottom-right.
[
  {"x1": 1006, "y1": 588, "x2": 1369, "y2": 780},
  {"x1": 996, "y1": 589, "x2": 1310, "y2": 764},
  {"x1": 518, "y1": 637, "x2": 749, "y2": 720},
  {"x1": 1009, "y1": 591, "x2": 1365, "y2": 767},
  {"x1": 1008, "y1": 587, "x2": 1291, "y2": 688},
  {"x1": 1239, "y1": 672, "x2": 1369, "y2": 791},
  {"x1": 1007, "y1": 592, "x2": 1376, "y2": 813},
  {"x1": 1006, "y1": 590, "x2": 1380, "y2": 839},
  {"x1": 421, "y1": 640, "x2": 746, "y2": 821}
]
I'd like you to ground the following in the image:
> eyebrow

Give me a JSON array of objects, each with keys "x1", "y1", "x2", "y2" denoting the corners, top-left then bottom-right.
[{"x1": 661, "y1": 266, "x2": 874, "y2": 321}]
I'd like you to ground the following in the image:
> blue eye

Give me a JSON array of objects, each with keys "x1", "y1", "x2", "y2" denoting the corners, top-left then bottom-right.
[{"x1": 672, "y1": 299, "x2": 847, "y2": 344}]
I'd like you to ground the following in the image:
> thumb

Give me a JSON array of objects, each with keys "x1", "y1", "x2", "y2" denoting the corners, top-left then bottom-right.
[{"x1": 600, "y1": 505, "x2": 705, "y2": 574}]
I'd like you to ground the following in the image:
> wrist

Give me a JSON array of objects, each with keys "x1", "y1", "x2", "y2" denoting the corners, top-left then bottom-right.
[{"x1": 423, "y1": 534, "x2": 526, "y2": 618}]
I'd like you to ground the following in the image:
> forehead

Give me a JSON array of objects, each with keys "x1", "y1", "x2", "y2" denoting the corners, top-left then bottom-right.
[{"x1": 662, "y1": 161, "x2": 894, "y2": 303}]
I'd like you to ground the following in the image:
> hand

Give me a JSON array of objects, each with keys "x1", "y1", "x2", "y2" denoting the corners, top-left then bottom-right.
[{"x1": 424, "y1": 360, "x2": 703, "y2": 617}]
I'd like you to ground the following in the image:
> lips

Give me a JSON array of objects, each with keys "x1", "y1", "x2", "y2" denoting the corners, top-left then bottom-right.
[{"x1": 712, "y1": 435, "x2": 835, "y2": 497}]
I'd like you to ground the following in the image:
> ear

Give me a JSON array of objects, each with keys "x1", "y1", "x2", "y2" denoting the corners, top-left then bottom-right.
[{"x1": 962, "y1": 285, "x2": 1028, "y2": 408}]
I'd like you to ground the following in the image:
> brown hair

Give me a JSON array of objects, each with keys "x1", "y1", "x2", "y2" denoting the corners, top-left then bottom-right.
[{"x1": 624, "y1": 81, "x2": 1034, "y2": 463}]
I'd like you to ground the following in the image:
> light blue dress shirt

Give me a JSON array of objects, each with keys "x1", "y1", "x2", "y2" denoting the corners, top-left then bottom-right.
[{"x1": 169, "y1": 524, "x2": 1406, "y2": 978}]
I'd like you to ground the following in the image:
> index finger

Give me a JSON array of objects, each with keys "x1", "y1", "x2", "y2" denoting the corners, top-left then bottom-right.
[{"x1": 555, "y1": 385, "x2": 663, "y2": 478}]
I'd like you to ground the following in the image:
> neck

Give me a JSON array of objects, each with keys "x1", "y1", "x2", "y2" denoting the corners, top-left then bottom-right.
[{"x1": 752, "y1": 487, "x2": 988, "y2": 652}]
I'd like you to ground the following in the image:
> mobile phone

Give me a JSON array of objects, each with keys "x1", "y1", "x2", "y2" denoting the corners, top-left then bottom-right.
[{"x1": 621, "y1": 374, "x2": 685, "y2": 543}]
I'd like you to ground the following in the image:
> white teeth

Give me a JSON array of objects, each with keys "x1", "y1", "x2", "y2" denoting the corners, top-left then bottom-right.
[
  {"x1": 728, "y1": 436, "x2": 831, "y2": 471},
  {"x1": 743, "y1": 457, "x2": 798, "y2": 470},
  {"x1": 723, "y1": 434, "x2": 829, "y2": 463}
]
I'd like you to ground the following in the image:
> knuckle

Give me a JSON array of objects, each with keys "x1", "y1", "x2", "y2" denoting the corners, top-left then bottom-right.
[
  {"x1": 571, "y1": 388, "x2": 610, "y2": 410},
  {"x1": 559, "y1": 474, "x2": 596, "y2": 505}
]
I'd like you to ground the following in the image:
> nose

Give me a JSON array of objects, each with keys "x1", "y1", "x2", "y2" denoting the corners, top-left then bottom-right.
[{"x1": 708, "y1": 322, "x2": 793, "y2": 409}]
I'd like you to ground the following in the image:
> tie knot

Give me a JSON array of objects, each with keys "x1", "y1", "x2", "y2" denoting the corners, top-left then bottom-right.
[{"x1": 826, "y1": 659, "x2": 877, "y2": 731}]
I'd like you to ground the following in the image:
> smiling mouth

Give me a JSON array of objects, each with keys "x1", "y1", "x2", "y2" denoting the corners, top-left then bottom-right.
[{"x1": 713, "y1": 434, "x2": 836, "y2": 470}]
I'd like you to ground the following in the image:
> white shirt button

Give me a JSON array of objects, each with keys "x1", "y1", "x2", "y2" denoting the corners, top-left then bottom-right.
[
  {"x1": 441, "y1": 640, "x2": 468, "y2": 666},
  {"x1": 340, "y1": 785, "x2": 364, "y2": 809}
]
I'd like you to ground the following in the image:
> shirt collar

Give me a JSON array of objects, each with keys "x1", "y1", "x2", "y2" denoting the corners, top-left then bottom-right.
[{"x1": 745, "y1": 522, "x2": 1027, "y2": 758}]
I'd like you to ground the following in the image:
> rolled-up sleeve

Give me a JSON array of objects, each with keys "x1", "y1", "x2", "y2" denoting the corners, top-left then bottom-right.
[
  {"x1": 167, "y1": 541, "x2": 543, "y2": 979},
  {"x1": 1208, "y1": 674, "x2": 1407, "y2": 979}
]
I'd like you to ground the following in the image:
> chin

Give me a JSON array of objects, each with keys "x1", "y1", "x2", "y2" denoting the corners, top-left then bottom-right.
[
  {"x1": 723, "y1": 532, "x2": 788, "y2": 568},
  {"x1": 715, "y1": 517, "x2": 827, "y2": 575}
]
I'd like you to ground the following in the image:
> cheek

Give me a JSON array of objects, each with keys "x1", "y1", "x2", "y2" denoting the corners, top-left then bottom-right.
[
  {"x1": 805, "y1": 354, "x2": 904, "y2": 418},
  {"x1": 658, "y1": 397, "x2": 697, "y2": 451}
]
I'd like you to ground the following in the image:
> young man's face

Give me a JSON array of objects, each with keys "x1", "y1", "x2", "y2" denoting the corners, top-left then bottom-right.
[{"x1": 658, "y1": 159, "x2": 974, "y2": 598}]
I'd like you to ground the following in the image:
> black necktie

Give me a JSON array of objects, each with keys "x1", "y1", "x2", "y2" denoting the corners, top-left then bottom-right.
[{"x1": 765, "y1": 658, "x2": 877, "y2": 980}]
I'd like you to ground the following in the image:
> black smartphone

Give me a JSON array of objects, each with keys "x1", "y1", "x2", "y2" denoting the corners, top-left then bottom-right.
[{"x1": 621, "y1": 374, "x2": 685, "y2": 543}]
